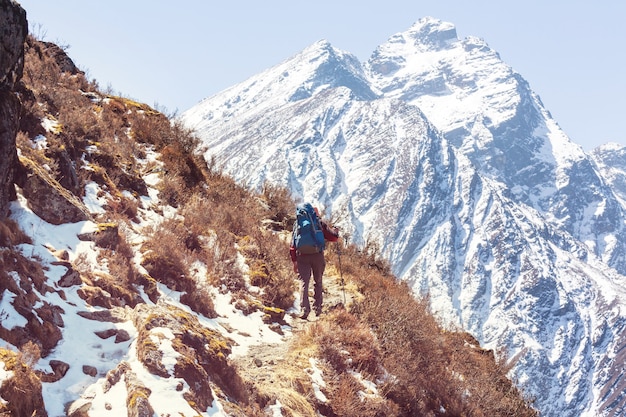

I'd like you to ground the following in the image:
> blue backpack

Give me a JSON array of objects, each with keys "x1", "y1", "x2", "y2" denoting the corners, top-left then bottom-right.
[{"x1": 293, "y1": 203, "x2": 325, "y2": 254}]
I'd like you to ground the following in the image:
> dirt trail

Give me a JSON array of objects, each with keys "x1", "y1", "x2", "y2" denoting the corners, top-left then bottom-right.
[{"x1": 231, "y1": 266, "x2": 354, "y2": 398}]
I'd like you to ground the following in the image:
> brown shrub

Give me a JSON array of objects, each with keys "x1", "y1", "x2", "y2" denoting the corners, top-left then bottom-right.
[
  {"x1": 0, "y1": 348, "x2": 46, "y2": 417},
  {"x1": 316, "y1": 309, "x2": 381, "y2": 376},
  {"x1": 128, "y1": 107, "x2": 173, "y2": 148},
  {"x1": 346, "y1": 268, "x2": 537, "y2": 417},
  {"x1": 239, "y1": 231, "x2": 295, "y2": 310},
  {"x1": 180, "y1": 286, "x2": 217, "y2": 319},
  {"x1": 260, "y1": 182, "x2": 294, "y2": 230},
  {"x1": 326, "y1": 239, "x2": 391, "y2": 279},
  {"x1": 327, "y1": 373, "x2": 402, "y2": 417},
  {"x1": 0, "y1": 218, "x2": 32, "y2": 247}
]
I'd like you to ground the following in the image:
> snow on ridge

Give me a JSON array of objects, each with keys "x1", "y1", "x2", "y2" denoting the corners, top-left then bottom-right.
[{"x1": 182, "y1": 38, "x2": 371, "y2": 136}]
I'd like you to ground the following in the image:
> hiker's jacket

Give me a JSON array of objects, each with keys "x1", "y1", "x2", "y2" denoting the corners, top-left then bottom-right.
[{"x1": 290, "y1": 221, "x2": 338, "y2": 262}]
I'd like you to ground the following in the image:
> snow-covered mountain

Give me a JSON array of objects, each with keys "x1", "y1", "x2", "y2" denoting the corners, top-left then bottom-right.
[{"x1": 181, "y1": 17, "x2": 626, "y2": 417}]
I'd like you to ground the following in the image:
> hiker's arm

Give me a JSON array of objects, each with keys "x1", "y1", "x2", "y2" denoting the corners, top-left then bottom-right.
[{"x1": 322, "y1": 222, "x2": 339, "y2": 242}]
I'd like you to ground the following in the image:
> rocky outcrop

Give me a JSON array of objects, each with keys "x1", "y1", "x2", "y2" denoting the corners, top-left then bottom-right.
[
  {"x1": 15, "y1": 156, "x2": 91, "y2": 225},
  {"x1": 0, "y1": 0, "x2": 27, "y2": 219}
]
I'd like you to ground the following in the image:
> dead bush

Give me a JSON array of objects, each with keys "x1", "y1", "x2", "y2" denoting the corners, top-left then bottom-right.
[
  {"x1": 326, "y1": 239, "x2": 391, "y2": 279},
  {"x1": 0, "y1": 218, "x2": 32, "y2": 247},
  {"x1": 159, "y1": 143, "x2": 207, "y2": 194},
  {"x1": 141, "y1": 219, "x2": 196, "y2": 293},
  {"x1": 0, "y1": 348, "x2": 46, "y2": 417},
  {"x1": 261, "y1": 182, "x2": 294, "y2": 230},
  {"x1": 157, "y1": 173, "x2": 187, "y2": 208},
  {"x1": 316, "y1": 309, "x2": 381, "y2": 376},
  {"x1": 140, "y1": 217, "x2": 222, "y2": 317},
  {"x1": 327, "y1": 373, "x2": 402, "y2": 417},
  {"x1": 127, "y1": 106, "x2": 172, "y2": 147},
  {"x1": 347, "y1": 268, "x2": 537, "y2": 417},
  {"x1": 18, "y1": 341, "x2": 41, "y2": 368},
  {"x1": 0, "y1": 249, "x2": 52, "y2": 296},
  {"x1": 105, "y1": 194, "x2": 140, "y2": 221},
  {"x1": 180, "y1": 285, "x2": 217, "y2": 319},
  {"x1": 239, "y1": 231, "x2": 295, "y2": 310}
]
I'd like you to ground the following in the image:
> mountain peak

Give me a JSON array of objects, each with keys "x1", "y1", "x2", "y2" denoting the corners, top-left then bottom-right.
[
  {"x1": 304, "y1": 38, "x2": 333, "y2": 53},
  {"x1": 287, "y1": 39, "x2": 377, "y2": 102},
  {"x1": 593, "y1": 141, "x2": 625, "y2": 153},
  {"x1": 405, "y1": 16, "x2": 458, "y2": 49}
]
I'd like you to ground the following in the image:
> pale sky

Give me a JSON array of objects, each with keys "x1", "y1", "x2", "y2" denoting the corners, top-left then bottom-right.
[{"x1": 16, "y1": 0, "x2": 626, "y2": 151}]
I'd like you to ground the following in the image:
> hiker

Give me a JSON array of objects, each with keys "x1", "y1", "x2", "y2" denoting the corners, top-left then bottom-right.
[{"x1": 290, "y1": 202, "x2": 339, "y2": 319}]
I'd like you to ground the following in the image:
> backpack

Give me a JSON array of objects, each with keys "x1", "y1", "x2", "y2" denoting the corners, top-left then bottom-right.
[{"x1": 293, "y1": 203, "x2": 326, "y2": 254}]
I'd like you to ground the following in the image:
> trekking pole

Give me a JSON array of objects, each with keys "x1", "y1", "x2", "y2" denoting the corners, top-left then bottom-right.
[{"x1": 336, "y1": 241, "x2": 347, "y2": 306}]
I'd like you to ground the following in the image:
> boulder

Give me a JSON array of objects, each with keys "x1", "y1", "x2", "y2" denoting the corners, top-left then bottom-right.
[{"x1": 16, "y1": 156, "x2": 91, "y2": 225}]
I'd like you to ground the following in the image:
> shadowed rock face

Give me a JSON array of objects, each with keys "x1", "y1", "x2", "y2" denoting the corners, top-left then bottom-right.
[{"x1": 0, "y1": 0, "x2": 27, "y2": 218}]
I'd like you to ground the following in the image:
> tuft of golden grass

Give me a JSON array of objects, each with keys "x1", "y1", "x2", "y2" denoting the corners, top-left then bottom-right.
[{"x1": 0, "y1": 347, "x2": 46, "y2": 416}]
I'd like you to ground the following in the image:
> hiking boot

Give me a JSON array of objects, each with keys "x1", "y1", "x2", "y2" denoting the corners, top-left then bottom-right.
[
  {"x1": 299, "y1": 310, "x2": 310, "y2": 319},
  {"x1": 315, "y1": 307, "x2": 322, "y2": 317}
]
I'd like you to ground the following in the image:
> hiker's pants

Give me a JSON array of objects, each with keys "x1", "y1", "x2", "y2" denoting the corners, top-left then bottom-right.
[{"x1": 297, "y1": 251, "x2": 326, "y2": 312}]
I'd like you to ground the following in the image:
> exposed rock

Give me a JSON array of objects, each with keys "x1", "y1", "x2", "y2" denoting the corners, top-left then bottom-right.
[
  {"x1": 0, "y1": 90, "x2": 19, "y2": 219},
  {"x1": 82, "y1": 365, "x2": 98, "y2": 377},
  {"x1": 49, "y1": 359, "x2": 70, "y2": 378},
  {"x1": 39, "y1": 41, "x2": 83, "y2": 75},
  {"x1": 47, "y1": 144, "x2": 80, "y2": 193},
  {"x1": 115, "y1": 329, "x2": 131, "y2": 343},
  {"x1": 57, "y1": 263, "x2": 82, "y2": 287},
  {"x1": 102, "y1": 361, "x2": 130, "y2": 393},
  {"x1": 95, "y1": 328, "x2": 131, "y2": 343},
  {"x1": 36, "y1": 303, "x2": 65, "y2": 328},
  {"x1": 77, "y1": 222, "x2": 120, "y2": 249},
  {"x1": 0, "y1": 0, "x2": 27, "y2": 219},
  {"x1": 95, "y1": 329, "x2": 118, "y2": 339},
  {"x1": 80, "y1": 270, "x2": 142, "y2": 308},
  {"x1": 16, "y1": 156, "x2": 91, "y2": 225},
  {"x1": 77, "y1": 285, "x2": 113, "y2": 308},
  {"x1": 40, "y1": 359, "x2": 71, "y2": 383},
  {"x1": 1, "y1": 294, "x2": 63, "y2": 357},
  {"x1": 70, "y1": 364, "x2": 155, "y2": 417},
  {"x1": 125, "y1": 369, "x2": 155, "y2": 417},
  {"x1": 0, "y1": 0, "x2": 28, "y2": 86},
  {"x1": 131, "y1": 303, "x2": 250, "y2": 410},
  {"x1": 135, "y1": 273, "x2": 160, "y2": 304},
  {"x1": 48, "y1": 247, "x2": 70, "y2": 261},
  {"x1": 67, "y1": 400, "x2": 91, "y2": 417},
  {"x1": 77, "y1": 308, "x2": 129, "y2": 323}
]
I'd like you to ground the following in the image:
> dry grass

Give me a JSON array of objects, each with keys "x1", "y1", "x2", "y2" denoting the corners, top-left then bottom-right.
[
  {"x1": 337, "y1": 260, "x2": 538, "y2": 417},
  {"x1": 0, "y1": 347, "x2": 46, "y2": 416},
  {"x1": 308, "y1": 310, "x2": 403, "y2": 417},
  {"x1": 0, "y1": 218, "x2": 32, "y2": 247}
]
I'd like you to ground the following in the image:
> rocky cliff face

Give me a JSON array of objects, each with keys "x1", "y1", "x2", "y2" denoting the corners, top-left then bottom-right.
[{"x1": 0, "y1": 0, "x2": 27, "y2": 219}]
